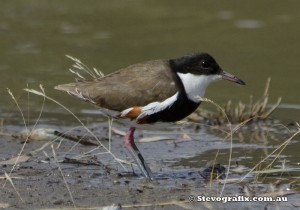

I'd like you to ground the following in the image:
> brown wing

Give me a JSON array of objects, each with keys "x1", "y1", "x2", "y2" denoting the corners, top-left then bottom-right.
[{"x1": 55, "y1": 59, "x2": 177, "y2": 111}]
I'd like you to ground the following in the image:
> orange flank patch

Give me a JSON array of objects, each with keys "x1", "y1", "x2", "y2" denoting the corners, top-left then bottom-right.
[{"x1": 122, "y1": 106, "x2": 142, "y2": 120}]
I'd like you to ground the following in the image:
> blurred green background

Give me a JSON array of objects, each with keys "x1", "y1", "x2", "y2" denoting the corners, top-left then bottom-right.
[{"x1": 1, "y1": 0, "x2": 299, "y2": 123}]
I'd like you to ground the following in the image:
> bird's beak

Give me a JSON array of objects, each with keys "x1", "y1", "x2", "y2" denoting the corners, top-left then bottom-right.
[{"x1": 221, "y1": 70, "x2": 246, "y2": 85}]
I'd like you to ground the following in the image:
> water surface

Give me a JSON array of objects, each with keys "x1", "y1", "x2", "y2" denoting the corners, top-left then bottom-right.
[{"x1": 0, "y1": 1, "x2": 299, "y2": 196}]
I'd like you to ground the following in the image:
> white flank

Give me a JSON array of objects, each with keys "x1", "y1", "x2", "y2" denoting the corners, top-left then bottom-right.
[
  {"x1": 136, "y1": 93, "x2": 178, "y2": 121},
  {"x1": 177, "y1": 73, "x2": 222, "y2": 102}
]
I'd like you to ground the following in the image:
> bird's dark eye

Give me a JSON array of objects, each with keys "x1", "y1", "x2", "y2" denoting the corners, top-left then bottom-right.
[{"x1": 201, "y1": 60, "x2": 210, "y2": 68}]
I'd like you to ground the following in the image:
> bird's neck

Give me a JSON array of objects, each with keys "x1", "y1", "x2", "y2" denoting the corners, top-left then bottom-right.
[{"x1": 176, "y1": 73, "x2": 212, "y2": 103}]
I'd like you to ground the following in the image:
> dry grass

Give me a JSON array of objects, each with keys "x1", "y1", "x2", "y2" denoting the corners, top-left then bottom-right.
[
  {"x1": 242, "y1": 122, "x2": 300, "y2": 181},
  {"x1": 196, "y1": 78, "x2": 282, "y2": 125},
  {"x1": 2, "y1": 56, "x2": 299, "y2": 209},
  {"x1": 66, "y1": 55, "x2": 104, "y2": 80}
]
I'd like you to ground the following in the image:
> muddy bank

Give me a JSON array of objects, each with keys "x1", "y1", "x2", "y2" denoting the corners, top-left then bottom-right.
[{"x1": 0, "y1": 122, "x2": 299, "y2": 209}]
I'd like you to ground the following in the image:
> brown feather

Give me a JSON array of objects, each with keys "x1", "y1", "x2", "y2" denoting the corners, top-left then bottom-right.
[
  {"x1": 55, "y1": 59, "x2": 177, "y2": 111},
  {"x1": 118, "y1": 106, "x2": 142, "y2": 120}
]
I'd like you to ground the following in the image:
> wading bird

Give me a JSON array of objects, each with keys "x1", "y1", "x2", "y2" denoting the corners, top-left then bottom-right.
[{"x1": 55, "y1": 53, "x2": 245, "y2": 179}]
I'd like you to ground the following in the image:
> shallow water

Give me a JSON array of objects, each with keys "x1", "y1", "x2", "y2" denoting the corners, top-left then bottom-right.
[
  {"x1": 1, "y1": 122, "x2": 299, "y2": 208},
  {"x1": 0, "y1": 1, "x2": 300, "y2": 208},
  {"x1": 0, "y1": 0, "x2": 299, "y2": 118}
]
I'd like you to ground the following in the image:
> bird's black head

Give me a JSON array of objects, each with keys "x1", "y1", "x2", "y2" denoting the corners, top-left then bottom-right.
[
  {"x1": 170, "y1": 53, "x2": 222, "y2": 75},
  {"x1": 170, "y1": 52, "x2": 245, "y2": 85}
]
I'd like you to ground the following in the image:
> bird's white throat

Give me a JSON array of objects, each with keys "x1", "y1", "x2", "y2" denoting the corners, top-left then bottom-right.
[{"x1": 177, "y1": 73, "x2": 222, "y2": 102}]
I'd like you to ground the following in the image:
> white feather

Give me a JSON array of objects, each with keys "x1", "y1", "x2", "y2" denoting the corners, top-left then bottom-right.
[
  {"x1": 119, "y1": 107, "x2": 134, "y2": 117},
  {"x1": 177, "y1": 73, "x2": 222, "y2": 102},
  {"x1": 136, "y1": 93, "x2": 178, "y2": 121},
  {"x1": 120, "y1": 73, "x2": 221, "y2": 121}
]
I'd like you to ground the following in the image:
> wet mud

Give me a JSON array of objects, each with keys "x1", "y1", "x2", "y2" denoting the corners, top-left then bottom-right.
[{"x1": 0, "y1": 122, "x2": 299, "y2": 209}]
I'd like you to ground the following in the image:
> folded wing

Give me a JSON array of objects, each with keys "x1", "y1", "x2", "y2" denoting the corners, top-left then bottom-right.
[{"x1": 55, "y1": 60, "x2": 177, "y2": 111}]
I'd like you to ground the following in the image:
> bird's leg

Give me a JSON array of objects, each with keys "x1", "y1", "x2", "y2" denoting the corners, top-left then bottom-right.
[{"x1": 123, "y1": 127, "x2": 154, "y2": 180}]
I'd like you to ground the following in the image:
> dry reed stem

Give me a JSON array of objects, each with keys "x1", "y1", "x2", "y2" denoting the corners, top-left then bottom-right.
[
  {"x1": 24, "y1": 86, "x2": 127, "y2": 171},
  {"x1": 3, "y1": 87, "x2": 45, "y2": 189},
  {"x1": 66, "y1": 55, "x2": 104, "y2": 80},
  {"x1": 240, "y1": 125, "x2": 300, "y2": 182},
  {"x1": 4, "y1": 173, "x2": 23, "y2": 202},
  {"x1": 51, "y1": 144, "x2": 76, "y2": 208},
  {"x1": 197, "y1": 78, "x2": 282, "y2": 125}
]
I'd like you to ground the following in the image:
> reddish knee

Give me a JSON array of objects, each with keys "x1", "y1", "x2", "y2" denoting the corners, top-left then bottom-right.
[{"x1": 123, "y1": 127, "x2": 136, "y2": 148}]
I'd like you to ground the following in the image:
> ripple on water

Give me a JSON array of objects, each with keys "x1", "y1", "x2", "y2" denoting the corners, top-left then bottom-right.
[{"x1": 235, "y1": 19, "x2": 264, "y2": 29}]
